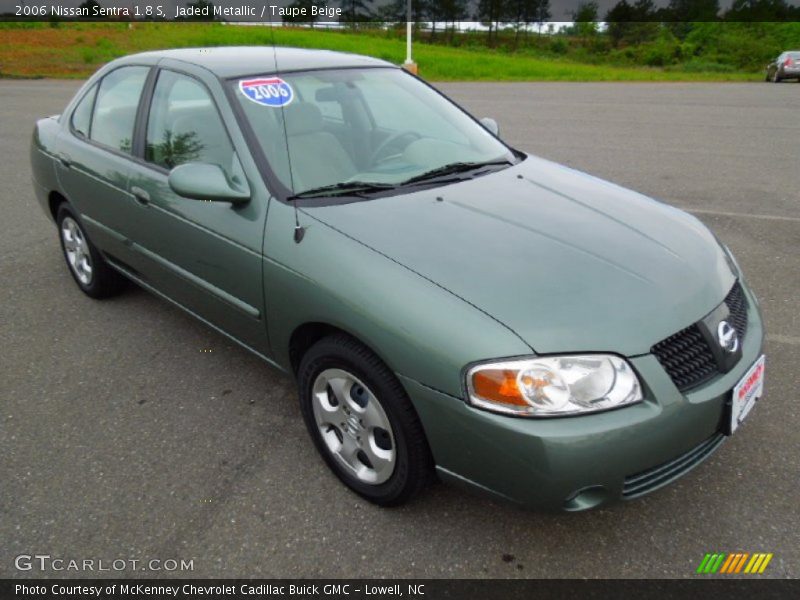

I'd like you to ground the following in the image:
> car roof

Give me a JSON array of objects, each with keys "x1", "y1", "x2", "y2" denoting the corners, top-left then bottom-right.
[{"x1": 115, "y1": 46, "x2": 394, "y2": 78}]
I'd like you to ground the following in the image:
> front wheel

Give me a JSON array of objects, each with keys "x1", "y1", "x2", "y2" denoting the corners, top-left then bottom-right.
[{"x1": 297, "y1": 334, "x2": 433, "y2": 506}]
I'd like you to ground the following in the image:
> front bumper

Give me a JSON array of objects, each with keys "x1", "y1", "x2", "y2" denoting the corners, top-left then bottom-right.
[{"x1": 402, "y1": 284, "x2": 764, "y2": 511}]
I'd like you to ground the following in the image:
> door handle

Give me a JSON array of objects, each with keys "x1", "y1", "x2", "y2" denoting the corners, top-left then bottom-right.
[
  {"x1": 131, "y1": 186, "x2": 150, "y2": 205},
  {"x1": 57, "y1": 154, "x2": 71, "y2": 169}
]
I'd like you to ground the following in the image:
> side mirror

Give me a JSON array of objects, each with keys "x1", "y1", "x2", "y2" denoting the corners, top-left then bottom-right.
[
  {"x1": 480, "y1": 117, "x2": 499, "y2": 137},
  {"x1": 168, "y1": 163, "x2": 250, "y2": 204}
]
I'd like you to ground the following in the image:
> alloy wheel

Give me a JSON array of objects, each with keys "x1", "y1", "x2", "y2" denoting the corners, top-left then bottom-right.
[
  {"x1": 311, "y1": 368, "x2": 396, "y2": 485},
  {"x1": 61, "y1": 216, "x2": 93, "y2": 285}
]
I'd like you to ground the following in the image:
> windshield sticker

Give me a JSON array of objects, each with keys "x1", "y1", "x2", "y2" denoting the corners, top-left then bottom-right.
[{"x1": 239, "y1": 78, "x2": 294, "y2": 108}]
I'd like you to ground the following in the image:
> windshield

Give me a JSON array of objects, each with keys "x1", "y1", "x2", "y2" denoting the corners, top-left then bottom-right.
[{"x1": 232, "y1": 67, "x2": 516, "y2": 197}]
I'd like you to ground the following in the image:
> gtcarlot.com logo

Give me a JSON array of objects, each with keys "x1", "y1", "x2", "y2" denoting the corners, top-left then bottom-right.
[
  {"x1": 14, "y1": 554, "x2": 194, "y2": 572},
  {"x1": 696, "y1": 552, "x2": 773, "y2": 574}
]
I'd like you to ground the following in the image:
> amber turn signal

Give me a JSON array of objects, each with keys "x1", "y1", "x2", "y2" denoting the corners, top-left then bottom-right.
[{"x1": 471, "y1": 369, "x2": 529, "y2": 407}]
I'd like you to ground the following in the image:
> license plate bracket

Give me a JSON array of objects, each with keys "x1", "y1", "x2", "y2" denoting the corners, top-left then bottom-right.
[{"x1": 726, "y1": 354, "x2": 765, "y2": 435}]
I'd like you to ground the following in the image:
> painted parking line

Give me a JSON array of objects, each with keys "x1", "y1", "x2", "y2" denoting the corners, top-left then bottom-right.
[{"x1": 680, "y1": 207, "x2": 800, "y2": 222}]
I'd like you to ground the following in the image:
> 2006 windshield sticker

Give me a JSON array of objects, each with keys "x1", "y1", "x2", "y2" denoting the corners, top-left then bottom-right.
[{"x1": 239, "y1": 78, "x2": 294, "y2": 108}]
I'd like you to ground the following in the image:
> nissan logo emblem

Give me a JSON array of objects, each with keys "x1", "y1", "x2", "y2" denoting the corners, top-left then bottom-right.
[{"x1": 717, "y1": 320, "x2": 739, "y2": 354}]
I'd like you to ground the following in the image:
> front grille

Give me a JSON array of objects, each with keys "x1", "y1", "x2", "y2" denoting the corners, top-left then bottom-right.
[
  {"x1": 724, "y1": 281, "x2": 748, "y2": 341},
  {"x1": 652, "y1": 281, "x2": 749, "y2": 392},
  {"x1": 622, "y1": 433, "x2": 725, "y2": 499},
  {"x1": 651, "y1": 325, "x2": 718, "y2": 391}
]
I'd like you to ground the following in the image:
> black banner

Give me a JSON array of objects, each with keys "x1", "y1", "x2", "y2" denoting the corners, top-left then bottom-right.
[
  {"x1": 4, "y1": 579, "x2": 800, "y2": 600},
  {"x1": 2, "y1": 0, "x2": 800, "y2": 23}
]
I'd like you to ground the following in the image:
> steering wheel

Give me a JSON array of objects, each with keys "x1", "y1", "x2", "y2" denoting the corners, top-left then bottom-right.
[{"x1": 370, "y1": 130, "x2": 422, "y2": 166}]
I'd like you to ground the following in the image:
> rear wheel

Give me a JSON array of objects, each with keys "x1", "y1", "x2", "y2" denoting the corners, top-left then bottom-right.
[
  {"x1": 56, "y1": 203, "x2": 126, "y2": 298},
  {"x1": 773, "y1": 71, "x2": 781, "y2": 83},
  {"x1": 297, "y1": 334, "x2": 433, "y2": 506}
]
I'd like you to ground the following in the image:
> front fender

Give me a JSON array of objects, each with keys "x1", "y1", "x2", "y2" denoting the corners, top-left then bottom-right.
[{"x1": 262, "y1": 199, "x2": 532, "y2": 398}]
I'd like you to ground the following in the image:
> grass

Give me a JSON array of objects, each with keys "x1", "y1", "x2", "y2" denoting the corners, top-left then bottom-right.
[{"x1": 0, "y1": 22, "x2": 761, "y2": 81}]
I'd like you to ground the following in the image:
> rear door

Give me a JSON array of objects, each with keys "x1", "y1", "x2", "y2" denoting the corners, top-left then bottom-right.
[
  {"x1": 54, "y1": 65, "x2": 152, "y2": 268},
  {"x1": 124, "y1": 63, "x2": 271, "y2": 356}
]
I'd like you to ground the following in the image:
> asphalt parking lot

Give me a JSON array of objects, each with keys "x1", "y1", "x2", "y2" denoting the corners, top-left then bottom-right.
[{"x1": 1, "y1": 80, "x2": 798, "y2": 579}]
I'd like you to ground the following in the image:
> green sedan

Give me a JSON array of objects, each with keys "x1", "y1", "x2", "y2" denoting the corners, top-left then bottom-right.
[{"x1": 30, "y1": 47, "x2": 765, "y2": 511}]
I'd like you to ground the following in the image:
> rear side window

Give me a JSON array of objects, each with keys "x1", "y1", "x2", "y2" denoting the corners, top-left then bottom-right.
[
  {"x1": 90, "y1": 66, "x2": 149, "y2": 154},
  {"x1": 70, "y1": 84, "x2": 97, "y2": 138},
  {"x1": 145, "y1": 70, "x2": 235, "y2": 173}
]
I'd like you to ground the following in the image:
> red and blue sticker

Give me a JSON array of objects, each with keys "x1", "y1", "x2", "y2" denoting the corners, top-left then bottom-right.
[{"x1": 239, "y1": 77, "x2": 294, "y2": 108}]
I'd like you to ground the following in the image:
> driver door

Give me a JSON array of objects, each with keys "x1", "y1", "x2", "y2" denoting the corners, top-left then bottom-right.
[{"x1": 125, "y1": 66, "x2": 271, "y2": 356}]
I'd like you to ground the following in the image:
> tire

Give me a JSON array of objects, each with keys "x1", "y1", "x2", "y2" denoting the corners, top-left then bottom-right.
[
  {"x1": 56, "y1": 202, "x2": 127, "y2": 299},
  {"x1": 773, "y1": 71, "x2": 781, "y2": 83},
  {"x1": 297, "y1": 334, "x2": 433, "y2": 506}
]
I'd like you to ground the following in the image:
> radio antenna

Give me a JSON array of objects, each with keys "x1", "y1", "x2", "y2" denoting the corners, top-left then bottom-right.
[{"x1": 270, "y1": 20, "x2": 304, "y2": 243}]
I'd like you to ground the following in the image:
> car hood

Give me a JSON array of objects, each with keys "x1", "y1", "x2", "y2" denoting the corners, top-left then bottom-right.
[{"x1": 305, "y1": 155, "x2": 735, "y2": 356}]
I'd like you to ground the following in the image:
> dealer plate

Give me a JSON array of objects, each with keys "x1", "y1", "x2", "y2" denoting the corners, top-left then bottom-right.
[{"x1": 730, "y1": 354, "x2": 765, "y2": 434}]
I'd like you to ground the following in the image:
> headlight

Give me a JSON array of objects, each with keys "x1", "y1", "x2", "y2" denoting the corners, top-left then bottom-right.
[{"x1": 465, "y1": 355, "x2": 643, "y2": 417}]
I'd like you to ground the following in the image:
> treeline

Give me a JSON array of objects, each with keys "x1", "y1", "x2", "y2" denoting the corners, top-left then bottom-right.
[
  {"x1": 334, "y1": 0, "x2": 800, "y2": 30},
  {"x1": 356, "y1": 0, "x2": 800, "y2": 72}
]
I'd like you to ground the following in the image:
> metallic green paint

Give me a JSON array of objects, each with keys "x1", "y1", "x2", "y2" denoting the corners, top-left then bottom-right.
[
  {"x1": 400, "y1": 283, "x2": 763, "y2": 509},
  {"x1": 29, "y1": 49, "x2": 765, "y2": 511},
  {"x1": 168, "y1": 163, "x2": 250, "y2": 203},
  {"x1": 308, "y1": 154, "x2": 737, "y2": 357}
]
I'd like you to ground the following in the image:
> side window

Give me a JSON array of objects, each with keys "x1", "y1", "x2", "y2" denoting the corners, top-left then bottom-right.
[
  {"x1": 90, "y1": 66, "x2": 148, "y2": 154},
  {"x1": 145, "y1": 70, "x2": 235, "y2": 173},
  {"x1": 70, "y1": 84, "x2": 97, "y2": 138}
]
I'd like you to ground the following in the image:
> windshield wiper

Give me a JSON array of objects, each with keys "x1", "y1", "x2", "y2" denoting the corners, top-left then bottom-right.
[
  {"x1": 289, "y1": 181, "x2": 397, "y2": 200},
  {"x1": 401, "y1": 159, "x2": 513, "y2": 186}
]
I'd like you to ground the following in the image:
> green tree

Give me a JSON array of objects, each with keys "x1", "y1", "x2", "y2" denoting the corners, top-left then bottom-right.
[
  {"x1": 380, "y1": 0, "x2": 430, "y2": 22},
  {"x1": 341, "y1": 0, "x2": 375, "y2": 25},
  {"x1": 506, "y1": 0, "x2": 551, "y2": 46},
  {"x1": 572, "y1": 1, "x2": 599, "y2": 40},
  {"x1": 429, "y1": 0, "x2": 469, "y2": 41},
  {"x1": 666, "y1": 0, "x2": 719, "y2": 39},
  {"x1": 605, "y1": 0, "x2": 659, "y2": 47},
  {"x1": 477, "y1": 0, "x2": 508, "y2": 46},
  {"x1": 725, "y1": 0, "x2": 794, "y2": 21},
  {"x1": 529, "y1": 0, "x2": 551, "y2": 36},
  {"x1": 146, "y1": 130, "x2": 204, "y2": 169}
]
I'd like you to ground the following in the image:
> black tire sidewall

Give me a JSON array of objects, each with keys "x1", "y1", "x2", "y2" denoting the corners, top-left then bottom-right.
[
  {"x1": 56, "y1": 203, "x2": 122, "y2": 298},
  {"x1": 297, "y1": 336, "x2": 428, "y2": 506}
]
